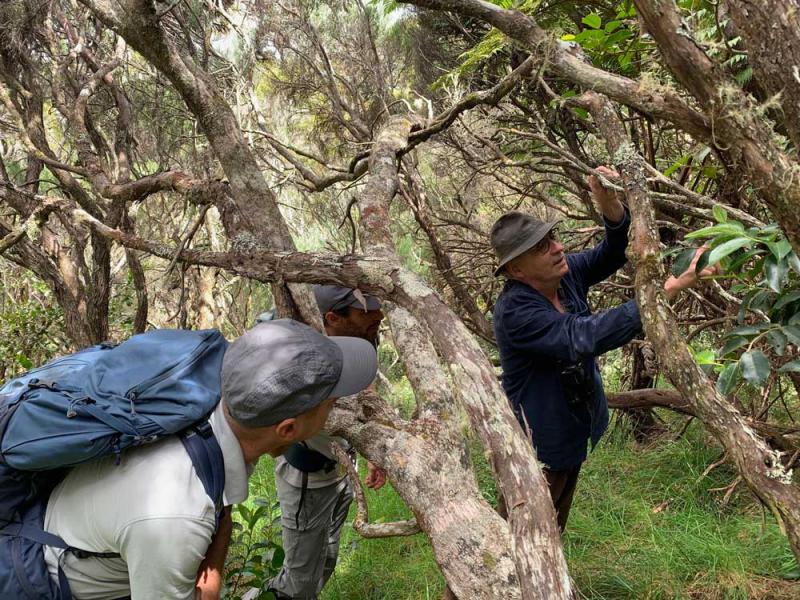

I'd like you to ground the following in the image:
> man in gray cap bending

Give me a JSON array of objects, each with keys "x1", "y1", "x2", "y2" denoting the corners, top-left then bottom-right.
[
  {"x1": 267, "y1": 285, "x2": 386, "y2": 600},
  {"x1": 42, "y1": 320, "x2": 377, "y2": 600},
  {"x1": 491, "y1": 167, "x2": 713, "y2": 530}
]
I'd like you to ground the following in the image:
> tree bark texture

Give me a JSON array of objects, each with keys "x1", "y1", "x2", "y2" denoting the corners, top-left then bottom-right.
[
  {"x1": 327, "y1": 392, "x2": 521, "y2": 599},
  {"x1": 398, "y1": 0, "x2": 710, "y2": 138},
  {"x1": 723, "y1": 0, "x2": 800, "y2": 152},
  {"x1": 357, "y1": 116, "x2": 574, "y2": 600}
]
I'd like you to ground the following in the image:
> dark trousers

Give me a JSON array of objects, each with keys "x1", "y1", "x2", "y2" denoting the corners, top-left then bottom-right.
[
  {"x1": 495, "y1": 463, "x2": 581, "y2": 531},
  {"x1": 544, "y1": 464, "x2": 581, "y2": 531}
]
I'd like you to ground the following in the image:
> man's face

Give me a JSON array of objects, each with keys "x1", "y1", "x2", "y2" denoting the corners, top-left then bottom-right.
[
  {"x1": 269, "y1": 397, "x2": 338, "y2": 457},
  {"x1": 295, "y1": 396, "x2": 338, "y2": 439},
  {"x1": 325, "y1": 306, "x2": 384, "y2": 345},
  {"x1": 507, "y1": 232, "x2": 568, "y2": 286}
]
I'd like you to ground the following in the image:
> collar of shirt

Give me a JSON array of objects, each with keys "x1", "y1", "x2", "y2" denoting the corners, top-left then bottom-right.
[
  {"x1": 504, "y1": 275, "x2": 575, "y2": 311},
  {"x1": 209, "y1": 401, "x2": 251, "y2": 506}
]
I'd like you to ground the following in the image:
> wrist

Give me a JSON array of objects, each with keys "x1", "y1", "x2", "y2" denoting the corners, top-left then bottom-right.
[
  {"x1": 598, "y1": 199, "x2": 625, "y2": 222},
  {"x1": 663, "y1": 278, "x2": 679, "y2": 300}
]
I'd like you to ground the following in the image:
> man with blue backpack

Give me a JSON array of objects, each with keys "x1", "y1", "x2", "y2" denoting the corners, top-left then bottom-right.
[{"x1": 0, "y1": 318, "x2": 378, "y2": 600}]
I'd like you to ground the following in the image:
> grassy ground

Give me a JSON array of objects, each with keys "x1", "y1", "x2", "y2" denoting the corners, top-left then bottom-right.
[
  {"x1": 562, "y1": 422, "x2": 799, "y2": 599},
  {"x1": 238, "y1": 416, "x2": 800, "y2": 600}
]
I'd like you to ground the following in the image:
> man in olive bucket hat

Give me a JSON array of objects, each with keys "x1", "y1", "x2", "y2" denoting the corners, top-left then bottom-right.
[{"x1": 491, "y1": 167, "x2": 715, "y2": 530}]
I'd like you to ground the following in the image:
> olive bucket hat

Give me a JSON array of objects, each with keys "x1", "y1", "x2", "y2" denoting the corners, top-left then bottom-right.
[{"x1": 490, "y1": 211, "x2": 559, "y2": 276}]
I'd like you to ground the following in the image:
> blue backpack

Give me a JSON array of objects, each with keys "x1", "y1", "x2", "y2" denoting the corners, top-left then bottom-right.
[{"x1": 0, "y1": 328, "x2": 229, "y2": 600}]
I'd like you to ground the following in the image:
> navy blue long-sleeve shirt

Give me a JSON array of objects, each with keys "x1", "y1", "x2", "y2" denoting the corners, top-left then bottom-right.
[{"x1": 493, "y1": 211, "x2": 642, "y2": 470}]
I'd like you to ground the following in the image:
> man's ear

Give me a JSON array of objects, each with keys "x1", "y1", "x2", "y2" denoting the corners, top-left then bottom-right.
[
  {"x1": 324, "y1": 310, "x2": 341, "y2": 326},
  {"x1": 505, "y1": 260, "x2": 520, "y2": 280},
  {"x1": 273, "y1": 418, "x2": 299, "y2": 442}
]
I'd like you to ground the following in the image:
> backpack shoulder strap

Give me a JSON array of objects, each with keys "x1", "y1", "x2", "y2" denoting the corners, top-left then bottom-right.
[{"x1": 179, "y1": 420, "x2": 226, "y2": 525}]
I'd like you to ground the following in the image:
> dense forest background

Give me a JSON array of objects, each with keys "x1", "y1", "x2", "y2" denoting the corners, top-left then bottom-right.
[{"x1": 2, "y1": 0, "x2": 800, "y2": 598}]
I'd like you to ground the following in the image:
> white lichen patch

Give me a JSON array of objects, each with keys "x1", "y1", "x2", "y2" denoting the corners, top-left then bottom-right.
[
  {"x1": 765, "y1": 448, "x2": 794, "y2": 485},
  {"x1": 25, "y1": 216, "x2": 42, "y2": 240},
  {"x1": 636, "y1": 70, "x2": 678, "y2": 97},
  {"x1": 355, "y1": 259, "x2": 394, "y2": 291},
  {"x1": 231, "y1": 231, "x2": 259, "y2": 253},
  {"x1": 396, "y1": 268, "x2": 432, "y2": 299}
]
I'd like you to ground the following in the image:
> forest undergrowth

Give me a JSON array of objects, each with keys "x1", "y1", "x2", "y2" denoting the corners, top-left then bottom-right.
[{"x1": 232, "y1": 377, "x2": 800, "y2": 600}]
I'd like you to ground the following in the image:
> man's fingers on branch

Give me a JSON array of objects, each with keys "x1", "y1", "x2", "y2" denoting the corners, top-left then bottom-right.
[
  {"x1": 665, "y1": 247, "x2": 722, "y2": 299},
  {"x1": 364, "y1": 461, "x2": 387, "y2": 490},
  {"x1": 587, "y1": 165, "x2": 620, "y2": 193}
]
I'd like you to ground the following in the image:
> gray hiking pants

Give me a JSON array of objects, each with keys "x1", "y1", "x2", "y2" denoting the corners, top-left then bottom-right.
[{"x1": 268, "y1": 470, "x2": 354, "y2": 599}]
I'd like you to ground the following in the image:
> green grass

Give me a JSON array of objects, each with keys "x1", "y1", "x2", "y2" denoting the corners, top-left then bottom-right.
[
  {"x1": 236, "y1": 409, "x2": 799, "y2": 599},
  {"x1": 564, "y1": 423, "x2": 798, "y2": 599}
]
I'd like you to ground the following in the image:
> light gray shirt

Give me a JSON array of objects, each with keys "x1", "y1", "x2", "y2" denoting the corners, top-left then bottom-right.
[{"x1": 44, "y1": 401, "x2": 251, "y2": 600}]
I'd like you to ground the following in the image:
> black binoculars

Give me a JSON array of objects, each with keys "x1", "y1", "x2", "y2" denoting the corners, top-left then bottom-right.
[{"x1": 559, "y1": 361, "x2": 596, "y2": 408}]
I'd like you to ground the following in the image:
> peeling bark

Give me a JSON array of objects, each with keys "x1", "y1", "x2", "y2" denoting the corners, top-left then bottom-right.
[{"x1": 357, "y1": 116, "x2": 574, "y2": 599}]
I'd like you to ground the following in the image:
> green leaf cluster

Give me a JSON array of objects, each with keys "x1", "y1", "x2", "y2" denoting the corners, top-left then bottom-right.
[
  {"x1": 560, "y1": 5, "x2": 648, "y2": 74},
  {"x1": 676, "y1": 209, "x2": 800, "y2": 393},
  {"x1": 224, "y1": 499, "x2": 285, "y2": 599}
]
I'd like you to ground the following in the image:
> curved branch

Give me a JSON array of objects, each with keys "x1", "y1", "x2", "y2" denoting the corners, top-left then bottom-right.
[
  {"x1": 0, "y1": 194, "x2": 69, "y2": 255},
  {"x1": 330, "y1": 442, "x2": 421, "y2": 538}
]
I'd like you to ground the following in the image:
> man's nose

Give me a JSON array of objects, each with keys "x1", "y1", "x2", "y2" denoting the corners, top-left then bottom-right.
[{"x1": 551, "y1": 239, "x2": 564, "y2": 254}]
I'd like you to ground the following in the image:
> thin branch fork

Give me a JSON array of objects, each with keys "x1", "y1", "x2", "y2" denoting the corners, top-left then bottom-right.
[
  {"x1": 270, "y1": 54, "x2": 537, "y2": 193},
  {"x1": 0, "y1": 191, "x2": 70, "y2": 255},
  {"x1": 500, "y1": 122, "x2": 766, "y2": 229},
  {"x1": 164, "y1": 204, "x2": 212, "y2": 276},
  {"x1": 0, "y1": 83, "x2": 90, "y2": 179},
  {"x1": 330, "y1": 443, "x2": 421, "y2": 539}
]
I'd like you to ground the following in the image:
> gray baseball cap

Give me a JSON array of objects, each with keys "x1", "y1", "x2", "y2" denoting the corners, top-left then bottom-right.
[
  {"x1": 313, "y1": 285, "x2": 381, "y2": 313},
  {"x1": 222, "y1": 319, "x2": 377, "y2": 427},
  {"x1": 490, "y1": 211, "x2": 559, "y2": 276}
]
